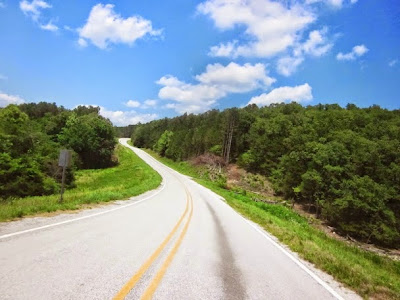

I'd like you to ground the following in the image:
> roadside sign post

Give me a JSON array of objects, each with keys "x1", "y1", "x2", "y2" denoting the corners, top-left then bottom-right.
[{"x1": 58, "y1": 150, "x2": 72, "y2": 203}]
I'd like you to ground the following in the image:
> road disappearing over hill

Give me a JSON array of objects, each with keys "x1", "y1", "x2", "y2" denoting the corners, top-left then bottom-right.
[{"x1": 0, "y1": 138, "x2": 359, "y2": 299}]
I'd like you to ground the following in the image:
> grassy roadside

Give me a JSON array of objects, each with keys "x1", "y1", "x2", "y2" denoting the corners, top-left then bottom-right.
[
  {"x1": 143, "y1": 148, "x2": 400, "y2": 299},
  {"x1": 0, "y1": 144, "x2": 161, "y2": 222}
]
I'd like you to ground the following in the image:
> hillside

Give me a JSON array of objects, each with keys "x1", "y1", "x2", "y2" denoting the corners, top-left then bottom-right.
[{"x1": 128, "y1": 103, "x2": 400, "y2": 248}]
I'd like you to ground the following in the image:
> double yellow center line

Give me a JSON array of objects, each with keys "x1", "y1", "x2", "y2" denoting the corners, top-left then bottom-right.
[{"x1": 113, "y1": 183, "x2": 193, "y2": 300}]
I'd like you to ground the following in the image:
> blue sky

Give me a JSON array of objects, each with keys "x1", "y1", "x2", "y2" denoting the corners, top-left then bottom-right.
[{"x1": 0, "y1": 0, "x2": 399, "y2": 125}]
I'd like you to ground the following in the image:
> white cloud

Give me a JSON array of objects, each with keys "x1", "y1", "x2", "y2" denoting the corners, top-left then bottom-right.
[
  {"x1": 198, "y1": 0, "x2": 315, "y2": 58},
  {"x1": 248, "y1": 83, "x2": 312, "y2": 106},
  {"x1": 195, "y1": 62, "x2": 276, "y2": 93},
  {"x1": 20, "y1": 0, "x2": 51, "y2": 21},
  {"x1": 124, "y1": 99, "x2": 158, "y2": 109},
  {"x1": 78, "y1": 105, "x2": 158, "y2": 126},
  {"x1": 277, "y1": 56, "x2": 304, "y2": 77},
  {"x1": 157, "y1": 62, "x2": 275, "y2": 114},
  {"x1": 300, "y1": 28, "x2": 332, "y2": 57},
  {"x1": 276, "y1": 28, "x2": 332, "y2": 76},
  {"x1": 209, "y1": 41, "x2": 238, "y2": 57},
  {"x1": 39, "y1": 20, "x2": 58, "y2": 32},
  {"x1": 0, "y1": 74, "x2": 7, "y2": 80},
  {"x1": 0, "y1": 2, "x2": 5, "y2": 8},
  {"x1": 125, "y1": 100, "x2": 141, "y2": 108},
  {"x1": 0, "y1": 92, "x2": 26, "y2": 107},
  {"x1": 77, "y1": 38, "x2": 88, "y2": 48},
  {"x1": 78, "y1": 4, "x2": 161, "y2": 49},
  {"x1": 389, "y1": 59, "x2": 398, "y2": 67},
  {"x1": 143, "y1": 99, "x2": 157, "y2": 108},
  {"x1": 337, "y1": 44, "x2": 368, "y2": 61},
  {"x1": 305, "y1": 0, "x2": 344, "y2": 8},
  {"x1": 99, "y1": 107, "x2": 157, "y2": 126},
  {"x1": 305, "y1": 0, "x2": 357, "y2": 8},
  {"x1": 157, "y1": 76, "x2": 224, "y2": 113}
]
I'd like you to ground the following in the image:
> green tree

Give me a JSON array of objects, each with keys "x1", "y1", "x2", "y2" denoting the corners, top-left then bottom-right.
[
  {"x1": 153, "y1": 130, "x2": 174, "y2": 156},
  {"x1": 59, "y1": 113, "x2": 117, "y2": 169}
]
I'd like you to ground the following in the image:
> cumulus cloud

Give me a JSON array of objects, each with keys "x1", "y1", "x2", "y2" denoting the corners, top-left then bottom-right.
[
  {"x1": 78, "y1": 4, "x2": 161, "y2": 49},
  {"x1": 305, "y1": 0, "x2": 357, "y2": 8},
  {"x1": 276, "y1": 27, "x2": 332, "y2": 76},
  {"x1": 248, "y1": 83, "x2": 312, "y2": 107},
  {"x1": 125, "y1": 100, "x2": 141, "y2": 108},
  {"x1": 277, "y1": 56, "x2": 304, "y2": 77},
  {"x1": 0, "y1": 92, "x2": 26, "y2": 107},
  {"x1": 99, "y1": 106, "x2": 157, "y2": 126},
  {"x1": 20, "y1": 0, "x2": 51, "y2": 21},
  {"x1": 195, "y1": 62, "x2": 276, "y2": 92},
  {"x1": 124, "y1": 99, "x2": 158, "y2": 109},
  {"x1": 20, "y1": 0, "x2": 59, "y2": 32},
  {"x1": 337, "y1": 44, "x2": 368, "y2": 61},
  {"x1": 158, "y1": 62, "x2": 275, "y2": 114},
  {"x1": 144, "y1": 99, "x2": 157, "y2": 107},
  {"x1": 198, "y1": 0, "x2": 315, "y2": 58},
  {"x1": 300, "y1": 28, "x2": 333, "y2": 57},
  {"x1": 209, "y1": 41, "x2": 238, "y2": 57},
  {"x1": 158, "y1": 76, "x2": 224, "y2": 113},
  {"x1": 77, "y1": 105, "x2": 158, "y2": 126},
  {"x1": 39, "y1": 20, "x2": 58, "y2": 31}
]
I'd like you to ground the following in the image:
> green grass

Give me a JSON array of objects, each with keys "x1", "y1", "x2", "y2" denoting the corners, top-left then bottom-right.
[
  {"x1": 0, "y1": 144, "x2": 162, "y2": 221},
  {"x1": 144, "y1": 149, "x2": 400, "y2": 299}
]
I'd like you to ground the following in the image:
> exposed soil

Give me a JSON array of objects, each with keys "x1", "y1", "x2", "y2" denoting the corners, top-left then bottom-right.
[{"x1": 190, "y1": 154, "x2": 400, "y2": 261}]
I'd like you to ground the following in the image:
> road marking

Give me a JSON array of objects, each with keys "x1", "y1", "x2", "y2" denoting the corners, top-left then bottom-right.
[
  {"x1": 113, "y1": 188, "x2": 190, "y2": 300},
  {"x1": 241, "y1": 218, "x2": 344, "y2": 300},
  {"x1": 140, "y1": 188, "x2": 194, "y2": 300},
  {"x1": 126, "y1": 142, "x2": 344, "y2": 299},
  {"x1": 0, "y1": 181, "x2": 166, "y2": 240},
  {"x1": 0, "y1": 141, "x2": 166, "y2": 241},
  {"x1": 192, "y1": 178, "x2": 345, "y2": 300}
]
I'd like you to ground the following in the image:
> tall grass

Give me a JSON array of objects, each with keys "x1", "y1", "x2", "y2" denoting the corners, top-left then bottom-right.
[
  {"x1": 0, "y1": 145, "x2": 161, "y2": 221},
  {"x1": 144, "y1": 148, "x2": 400, "y2": 299}
]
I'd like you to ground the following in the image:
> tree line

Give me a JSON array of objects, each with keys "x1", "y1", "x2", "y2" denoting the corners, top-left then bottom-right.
[
  {"x1": 130, "y1": 103, "x2": 400, "y2": 247},
  {"x1": 0, "y1": 103, "x2": 116, "y2": 200}
]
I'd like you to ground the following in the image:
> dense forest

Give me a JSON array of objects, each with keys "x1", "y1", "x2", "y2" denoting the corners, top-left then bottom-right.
[
  {"x1": 0, "y1": 103, "x2": 116, "y2": 199},
  {"x1": 130, "y1": 103, "x2": 400, "y2": 248}
]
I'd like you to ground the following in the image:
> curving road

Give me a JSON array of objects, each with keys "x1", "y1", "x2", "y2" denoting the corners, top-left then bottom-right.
[{"x1": 0, "y1": 138, "x2": 359, "y2": 299}]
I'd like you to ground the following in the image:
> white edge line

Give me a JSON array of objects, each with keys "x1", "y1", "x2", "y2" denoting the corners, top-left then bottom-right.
[
  {"x1": 0, "y1": 141, "x2": 166, "y2": 240},
  {"x1": 242, "y1": 218, "x2": 345, "y2": 300},
  {"x1": 182, "y1": 176, "x2": 345, "y2": 300},
  {"x1": 122, "y1": 140, "x2": 345, "y2": 300}
]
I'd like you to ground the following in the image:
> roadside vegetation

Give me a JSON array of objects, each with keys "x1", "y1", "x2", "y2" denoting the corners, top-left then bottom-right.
[
  {"x1": 144, "y1": 149, "x2": 400, "y2": 299},
  {"x1": 0, "y1": 103, "x2": 117, "y2": 199},
  {"x1": 128, "y1": 103, "x2": 400, "y2": 248},
  {"x1": 0, "y1": 102, "x2": 161, "y2": 221},
  {"x1": 0, "y1": 144, "x2": 161, "y2": 221}
]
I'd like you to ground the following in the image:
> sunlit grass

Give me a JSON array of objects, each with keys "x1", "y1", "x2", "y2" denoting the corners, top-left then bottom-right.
[
  {"x1": 144, "y1": 148, "x2": 400, "y2": 299},
  {"x1": 0, "y1": 144, "x2": 161, "y2": 221}
]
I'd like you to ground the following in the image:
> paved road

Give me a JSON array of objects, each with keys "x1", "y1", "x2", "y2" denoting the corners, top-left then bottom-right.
[{"x1": 0, "y1": 138, "x2": 359, "y2": 299}]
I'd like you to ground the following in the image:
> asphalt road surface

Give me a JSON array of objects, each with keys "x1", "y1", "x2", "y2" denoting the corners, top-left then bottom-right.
[{"x1": 0, "y1": 138, "x2": 360, "y2": 300}]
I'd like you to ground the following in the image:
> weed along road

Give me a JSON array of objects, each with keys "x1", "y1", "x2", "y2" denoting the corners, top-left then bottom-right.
[{"x1": 0, "y1": 138, "x2": 358, "y2": 300}]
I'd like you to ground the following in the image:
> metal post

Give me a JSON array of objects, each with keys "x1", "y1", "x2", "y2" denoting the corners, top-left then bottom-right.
[{"x1": 60, "y1": 165, "x2": 66, "y2": 203}]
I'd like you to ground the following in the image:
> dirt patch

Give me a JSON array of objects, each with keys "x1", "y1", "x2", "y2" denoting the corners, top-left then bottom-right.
[{"x1": 190, "y1": 154, "x2": 400, "y2": 260}]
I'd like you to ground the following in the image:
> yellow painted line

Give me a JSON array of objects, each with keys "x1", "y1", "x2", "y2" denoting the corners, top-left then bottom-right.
[
  {"x1": 140, "y1": 188, "x2": 194, "y2": 300},
  {"x1": 113, "y1": 193, "x2": 189, "y2": 300}
]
